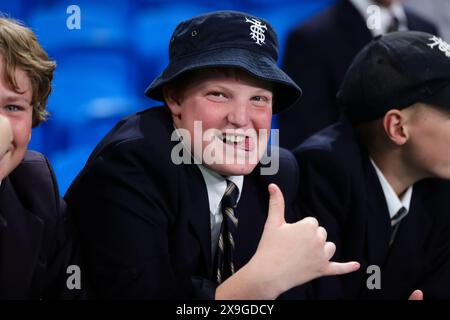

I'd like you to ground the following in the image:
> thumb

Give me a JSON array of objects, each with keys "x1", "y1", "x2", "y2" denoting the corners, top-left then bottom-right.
[
  {"x1": 323, "y1": 261, "x2": 360, "y2": 276},
  {"x1": 265, "y1": 183, "x2": 286, "y2": 228},
  {"x1": 408, "y1": 290, "x2": 423, "y2": 300}
]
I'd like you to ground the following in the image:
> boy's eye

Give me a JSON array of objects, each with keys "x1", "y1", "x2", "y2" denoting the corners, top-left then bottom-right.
[
  {"x1": 4, "y1": 105, "x2": 21, "y2": 112},
  {"x1": 251, "y1": 95, "x2": 271, "y2": 105},
  {"x1": 208, "y1": 92, "x2": 226, "y2": 98},
  {"x1": 206, "y1": 91, "x2": 228, "y2": 101},
  {"x1": 252, "y1": 96, "x2": 266, "y2": 102}
]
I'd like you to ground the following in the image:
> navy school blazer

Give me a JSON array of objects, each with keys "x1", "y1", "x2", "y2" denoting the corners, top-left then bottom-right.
[
  {"x1": 65, "y1": 106, "x2": 306, "y2": 299},
  {"x1": 0, "y1": 151, "x2": 84, "y2": 299}
]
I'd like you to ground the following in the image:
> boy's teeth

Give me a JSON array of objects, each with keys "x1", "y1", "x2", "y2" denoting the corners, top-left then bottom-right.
[{"x1": 223, "y1": 135, "x2": 244, "y2": 144}]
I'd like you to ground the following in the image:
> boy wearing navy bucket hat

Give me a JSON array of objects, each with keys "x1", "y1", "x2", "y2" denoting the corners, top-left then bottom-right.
[
  {"x1": 294, "y1": 31, "x2": 450, "y2": 299},
  {"x1": 65, "y1": 10, "x2": 359, "y2": 299}
]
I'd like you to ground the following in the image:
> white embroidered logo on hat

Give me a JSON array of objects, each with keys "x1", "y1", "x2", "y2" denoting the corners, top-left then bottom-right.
[
  {"x1": 427, "y1": 36, "x2": 450, "y2": 58},
  {"x1": 245, "y1": 17, "x2": 267, "y2": 46}
]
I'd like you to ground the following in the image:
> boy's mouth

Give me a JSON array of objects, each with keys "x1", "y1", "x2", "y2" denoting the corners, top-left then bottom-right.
[{"x1": 220, "y1": 133, "x2": 253, "y2": 152}]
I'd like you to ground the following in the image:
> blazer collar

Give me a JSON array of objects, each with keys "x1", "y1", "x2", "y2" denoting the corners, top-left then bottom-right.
[
  {"x1": 185, "y1": 165, "x2": 214, "y2": 277},
  {"x1": 385, "y1": 181, "x2": 432, "y2": 269},
  {"x1": 359, "y1": 151, "x2": 392, "y2": 267},
  {"x1": 362, "y1": 153, "x2": 432, "y2": 268}
]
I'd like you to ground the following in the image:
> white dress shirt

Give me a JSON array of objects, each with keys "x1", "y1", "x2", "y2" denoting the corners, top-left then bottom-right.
[
  {"x1": 370, "y1": 158, "x2": 413, "y2": 221},
  {"x1": 197, "y1": 164, "x2": 243, "y2": 258}
]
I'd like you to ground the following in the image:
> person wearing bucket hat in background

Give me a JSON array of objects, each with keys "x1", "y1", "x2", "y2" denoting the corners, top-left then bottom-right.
[
  {"x1": 65, "y1": 10, "x2": 359, "y2": 299},
  {"x1": 294, "y1": 31, "x2": 450, "y2": 299}
]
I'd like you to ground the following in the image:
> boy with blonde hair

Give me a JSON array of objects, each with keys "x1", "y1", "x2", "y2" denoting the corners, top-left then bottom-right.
[{"x1": 0, "y1": 16, "x2": 83, "y2": 299}]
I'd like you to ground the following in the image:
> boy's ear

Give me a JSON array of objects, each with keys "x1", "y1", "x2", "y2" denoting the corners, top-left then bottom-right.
[
  {"x1": 163, "y1": 85, "x2": 182, "y2": 119},
  {"x1": 382, "y1": 109, "x2": 409, "y2": 145}
]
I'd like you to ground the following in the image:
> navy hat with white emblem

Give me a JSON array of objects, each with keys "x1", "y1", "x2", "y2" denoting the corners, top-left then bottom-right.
[
  {"x1": 144, "y1": 10, "x2": 302, "y2": 113},
  {"x1": 338, "y1": 31, "x2": 450, "y2": 124}
]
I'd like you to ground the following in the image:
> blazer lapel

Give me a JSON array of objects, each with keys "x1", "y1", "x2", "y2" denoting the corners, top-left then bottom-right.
[
  {"x1": 234, "y1": 175, "x2": 266, "y2": 270},
  {"x1": 362, "y1": 156, "x2": 392, "y2": 266},
  {"x1": 381, "y1": 182, "x2": 432, "y2": 296},
  {"x1": 389, "y1": 182, "x2": 431, "y2": 256},
  {"x1": 184, "y1": 165, "x2": 213, "y2": 277},
  {"x1": 0, "y1": 177, "x2": 44, "y2": 298}
]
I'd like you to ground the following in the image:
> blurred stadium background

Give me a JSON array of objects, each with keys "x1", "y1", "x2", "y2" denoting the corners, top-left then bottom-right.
[{"x1": 2, "y1": 0, "x2": 337, "y2": 194}]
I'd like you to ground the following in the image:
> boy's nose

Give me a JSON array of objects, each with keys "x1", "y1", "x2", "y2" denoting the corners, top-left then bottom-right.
[{"x1": 227, "y1": 103, "x2": 250, "y2": 127}]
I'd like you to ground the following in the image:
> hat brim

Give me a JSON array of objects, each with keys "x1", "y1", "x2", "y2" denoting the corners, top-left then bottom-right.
[{"x1": 144, "y1": 47, "x2": 302, "y2": 114}]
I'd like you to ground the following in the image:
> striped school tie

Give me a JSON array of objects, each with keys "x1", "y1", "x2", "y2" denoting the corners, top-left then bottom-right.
[
  {"x1": 214, "y1": 180, "x2": 239, "y2": 284},
  {"x1": 389, "y1": 206, "x2": 408, "y2": 246}
]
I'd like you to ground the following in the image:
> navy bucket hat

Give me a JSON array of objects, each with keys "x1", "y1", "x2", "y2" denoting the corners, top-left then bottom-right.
[{"x1": 144, "y1": 10, "x2": 302, "y2": 113}]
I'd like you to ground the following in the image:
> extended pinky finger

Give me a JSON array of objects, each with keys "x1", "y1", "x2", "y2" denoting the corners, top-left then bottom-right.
[{"x1": 324, "y1": 261, "x2": 360, "y2": 276}]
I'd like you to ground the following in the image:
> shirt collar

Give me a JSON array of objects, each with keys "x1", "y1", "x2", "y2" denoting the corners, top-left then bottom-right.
[
  {"x1": 370, "y1": 158, "x2": 413, "y2": 219},
  {"x1": 197, "y1": 164, "x2": 243, "y2": 215},
  {"x1": 349, "y1": 0, "x2": 408, "y2": 36}
]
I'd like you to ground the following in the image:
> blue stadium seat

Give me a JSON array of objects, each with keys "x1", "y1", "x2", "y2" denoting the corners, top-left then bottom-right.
[
  {"x1": 0, "y1": 1, "x2": 25, "y2": 18},
  {"x1": 132, "y1": 4, "x2": 211, "y2": 103},
  {"x1": 29, "y1": 2, "x2": 131, "y2": 54},
  {"x1": 46, "y1": 50, "x2": 140, "y2": 149},
  {"x1": 28, "y1": 124, "x2": 45, "y2": 153},
  {"x1": 135, "y1": 0, "x2": 237, "y2": 10},
  {"x1": 49, "y1": 51, "x2": 137, "y2": 122}
]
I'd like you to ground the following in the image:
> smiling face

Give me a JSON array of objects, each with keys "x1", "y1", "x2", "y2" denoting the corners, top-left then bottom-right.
[
  {"x1": 164, "y1": 68, "x2": 273, "y2": 176},
  {"x1": 0, "y1": 56, "x2": 33, "y2": 180}
]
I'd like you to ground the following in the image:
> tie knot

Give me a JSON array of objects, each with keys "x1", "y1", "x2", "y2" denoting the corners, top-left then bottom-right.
[
  {"x1": 391, "y1": 206, "x2": 407, "y2": 226},
  {"x1": 222, "y1": 180, "x2": 239, "y2": 209},
  {"x1": 387, "y1": 14, "x2": 399, "y2": 33}
]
